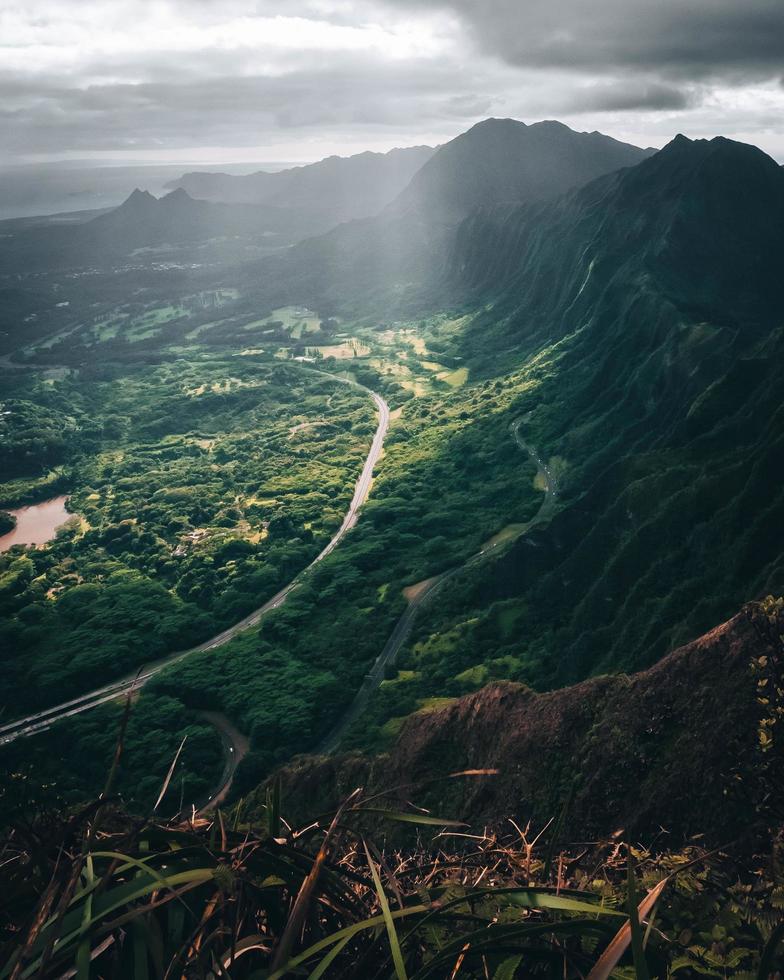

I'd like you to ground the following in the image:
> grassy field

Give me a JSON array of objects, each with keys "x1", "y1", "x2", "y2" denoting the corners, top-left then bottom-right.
[
  {"x1": 262, "y1": 305, "x2": 322, "y2": 337},
  {"x1": 27, "y1": 290, "x2": 244, "y2": 354}
]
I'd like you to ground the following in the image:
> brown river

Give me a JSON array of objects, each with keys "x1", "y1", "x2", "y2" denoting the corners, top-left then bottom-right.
[{"x1": 0, "y1": 495, "x2": 72, "y2": 552}]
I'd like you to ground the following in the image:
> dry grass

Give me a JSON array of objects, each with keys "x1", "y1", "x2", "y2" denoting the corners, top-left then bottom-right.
[{"x1": 1, "y1": 757, "x2": 782, "y2": 977}]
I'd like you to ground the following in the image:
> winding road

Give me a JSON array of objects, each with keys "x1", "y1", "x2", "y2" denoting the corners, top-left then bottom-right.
[
  {"x1": 0, "y1": 374, "x2": 389, "y2": 747},
  {"x1": 2, "y1": 395, "x2": 554, "y2": 819},
  {"x1": 196, "y1": 711, "x2": 250, "y2": 814},
  {"x1": 195, "y1": 415, "x2": 556, "y2": 797},
  {"x1": 316, "y1": 417, "x2": 557, "y2": 754}
]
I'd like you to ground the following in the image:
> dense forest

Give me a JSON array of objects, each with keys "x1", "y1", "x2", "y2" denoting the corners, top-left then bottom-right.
[
  {"x1": 4, "y1": 0, "x2": 784, "y2": 967},
  {"x1": 0, "y1": 307, "x2": 547, "y2": 805},
  {"x1": 0, "y1": 356, "x2": 375, "y2": 712},
  {"x1": 3, "y1": 127, "x2": 784, "y2": 841}
]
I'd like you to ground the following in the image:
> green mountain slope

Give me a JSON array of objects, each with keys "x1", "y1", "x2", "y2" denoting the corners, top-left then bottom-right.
[
  {"x1": 392, "y1": 118, "x2": 652, "y2": 223},
  {"x1": 377, "y1": 134, "x2": 784, "y2": 705},
  {"x1": 264, "y1": 597, "x2": 784, "y2": 845},
  {"x1": 248, "y1": 119, "x2": 653, "y2": 312}
]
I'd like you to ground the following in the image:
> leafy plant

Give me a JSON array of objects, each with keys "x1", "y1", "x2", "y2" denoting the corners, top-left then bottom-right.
[
  {"x1": 0, "y1": 772, "x2": 653, "y2": 980},
  {"x1": 4, "y1": 769, "x2": 781, "y2": 979}
]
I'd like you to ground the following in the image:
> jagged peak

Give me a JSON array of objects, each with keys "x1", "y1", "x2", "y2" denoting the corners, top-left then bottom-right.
[
  {"x1": 619, "y1": 131, "x2": 784, "y2": 194},
  {"x1": 657, "y1": 132, "x2": 773, "y2": 161},
  {"x1": 121, "y1": 188, "x2": 157, "y2": 207}
]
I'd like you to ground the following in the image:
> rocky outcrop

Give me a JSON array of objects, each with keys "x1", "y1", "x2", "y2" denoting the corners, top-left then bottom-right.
[{"x1": 265, "y1": 600, "x2": 784, "y2": 845}]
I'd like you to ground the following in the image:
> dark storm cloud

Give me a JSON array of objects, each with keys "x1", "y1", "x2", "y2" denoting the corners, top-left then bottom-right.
[
  {"x1": 387, "y1": 0, "x2": 784, "y2": 81},
  {"x1": 2, "y1": 0, "x2": 784, "y2": 162},
  {"x1": 568, "y1": 82, "x2": 695, "y2": 113},
  {"x1": 0, "y1": 59, "x2": 496, "y2": 156}
]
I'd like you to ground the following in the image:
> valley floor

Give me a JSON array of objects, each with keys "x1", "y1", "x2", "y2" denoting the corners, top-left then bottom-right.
[{"x1": 3, "y1": 266, "x2": 784, "y2": 823}]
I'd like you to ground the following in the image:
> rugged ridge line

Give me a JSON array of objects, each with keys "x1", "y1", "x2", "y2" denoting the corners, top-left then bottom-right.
[{"x1": 261, "y1": 599, "x2": 784, "y2": 845}]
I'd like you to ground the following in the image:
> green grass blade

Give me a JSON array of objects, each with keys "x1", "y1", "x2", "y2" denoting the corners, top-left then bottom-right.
[
  {"x1": 351, "y1": 808, "x2": 465, "y2": 827},
  {"x1": 267, "y1": 906, "x2": 430, "y2": 980},
  {"x1": 402, "y1": 885, "x2": 620, "y2": 947},
  {"x1": 364, "y1": 840, "x2": 408, "y2": 980},
  {"x1": 504, "y1": 890, "x2": 621, "y2": 916},
  {"x1": 76, "y1": 854, "x2": 95, "y2": 980},
  {"x1": 307, "y1": 935, "x2": 351, "y2": 980},
  {"x1": 493, "y1": 954, "x2": 522, "y2": 979},
  {"x1": 19, "y1": 869, "x2": 215, "y2": 980},
  {"x1": 131, "y1": 919, "x2": 150, "y2": 980}
]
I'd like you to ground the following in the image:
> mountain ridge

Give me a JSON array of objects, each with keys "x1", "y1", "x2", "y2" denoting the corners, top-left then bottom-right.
[
  {"x1": 389, "y1": 117, "x2": 654, "y2": 224},
  {"x1": 447, "y1": 132, "x2": 784, "y2": 327},
  {"x1": 385, "y1": 130, "x2": 784, "y2": 717},
  {"x1": 258, "y1": 599, "x2": 784, "y2": 845},
  {"x1": 247, "y1": 117, "x2": 657, "y2": 313},
  {"x1": 166, "y1": 144, "x2": 436, "y2": 222}
]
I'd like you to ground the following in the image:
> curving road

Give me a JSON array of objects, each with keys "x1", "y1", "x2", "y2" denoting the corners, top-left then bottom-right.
[
  {"x1": 0, "y1": 374, "x2": 389, "y2": 747},
  {"x1": 316, "y1": 417, "x2": 557, "y2": 754},
  {"x1": 196, "y1": 711, "x2": 250, "y2": 814}
]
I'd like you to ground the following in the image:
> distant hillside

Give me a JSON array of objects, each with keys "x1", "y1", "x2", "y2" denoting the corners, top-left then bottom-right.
[
  {"x1": 248, "y1": 118, "x2": 654, "y2": 311},
  {"x1": 0, "y1": 187, "x2": 326, "y2": 273},
  {"x1": 392, "y1": 118, "x2": 653, "y2": 224},
  {"x1": 0, "y1": 146, "x2": 437, "y2": 276},
  {"x1": 167, "y1": 145, "x2": 436, "y2": 222},
  {"x1": 86, "y1": 186, "x2": 305, "y2": 247}
]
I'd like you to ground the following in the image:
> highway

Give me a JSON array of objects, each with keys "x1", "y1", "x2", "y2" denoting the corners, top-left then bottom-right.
[
  {"x1": 0, "y1": 374, "x2": 389, "y2": 746},
  {"x1": 316, "y1": 417, "x2": 557, "y2": 754}
]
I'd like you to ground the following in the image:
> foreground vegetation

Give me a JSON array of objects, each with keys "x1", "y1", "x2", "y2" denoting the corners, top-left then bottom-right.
[
  {"x1": 1, "y1": 696, "x2": 224, "y2": 818},
  {"x1": 2, "y1": 774, "x2": 783, "y2": 978}
]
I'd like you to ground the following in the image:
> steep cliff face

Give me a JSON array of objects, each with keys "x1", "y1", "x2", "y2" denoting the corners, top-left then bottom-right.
[
  {"x1": 449, "y1": 134, "x2": 784, "y2": 333},
  {"x1": 265, "y1": 600, "x2": 784, "y2": 845},
  {"x1": 436, "y1": 135, "x2": 784, "y2": 687}
]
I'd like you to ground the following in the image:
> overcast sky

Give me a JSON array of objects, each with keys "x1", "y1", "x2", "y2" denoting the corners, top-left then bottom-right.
[{"x1": 2, "y1": 0, "x2": 783, "y2": 166}]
